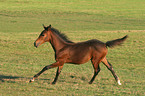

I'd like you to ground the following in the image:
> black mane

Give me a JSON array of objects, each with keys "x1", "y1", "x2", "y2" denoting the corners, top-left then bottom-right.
[{"x1": 51, "y1": 28, "x2": 74, "y2": 43}]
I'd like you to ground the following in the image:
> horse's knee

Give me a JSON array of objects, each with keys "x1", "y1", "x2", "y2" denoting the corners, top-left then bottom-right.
[
  {"x1": 40, "y1": 66, "x2": 49, "y2": 71},
  {"x1": 97, "y1": 68, "x2": 100, "y2": 72},
  {"x1": 94, "y1": 68, "x2": 100, "y2": 74}
]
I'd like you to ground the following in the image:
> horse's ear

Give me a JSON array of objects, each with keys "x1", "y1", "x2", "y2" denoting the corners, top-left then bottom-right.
[
  {"x1": 43, "y1": 24, "x2": 47, "y2": 30},
  {"x1": 43, "y1": 24, "x2": 51, "y2": 31},
  {"x1": 45, "y1": 24, "x2": 51, "y2": 31},
  {"x1": 48, "y1": 24, "x2": 51, "y2": 28}
]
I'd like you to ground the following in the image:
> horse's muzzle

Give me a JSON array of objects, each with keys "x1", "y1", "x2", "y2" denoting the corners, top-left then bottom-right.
[{"x1": 34, "y1": 42, "x2": 37, "y2": 48}]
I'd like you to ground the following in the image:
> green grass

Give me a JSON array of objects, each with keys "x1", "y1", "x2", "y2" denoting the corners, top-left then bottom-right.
[{"x1": 0, "y1": 0, "x2": 145, "y2": 96}]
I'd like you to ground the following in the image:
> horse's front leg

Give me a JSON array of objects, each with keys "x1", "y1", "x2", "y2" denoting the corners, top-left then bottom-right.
[
  {"x1": 52, "y1": 65, "x2": 63, "y2": 84},
  {"x1": 29, "y1": 61, "x2": 64, "y2": 83}
]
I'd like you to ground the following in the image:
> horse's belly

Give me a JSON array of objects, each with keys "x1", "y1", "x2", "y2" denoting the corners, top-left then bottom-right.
[{"x1": 66, "y1": 51, "x2": 92, "y2": 64}]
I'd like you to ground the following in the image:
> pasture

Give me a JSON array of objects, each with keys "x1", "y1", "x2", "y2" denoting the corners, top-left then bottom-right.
[{"x1": 0, "y1": 0, "x2": 145, "y2": 96}]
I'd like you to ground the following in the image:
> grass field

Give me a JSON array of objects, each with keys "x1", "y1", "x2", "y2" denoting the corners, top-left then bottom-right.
[{"x1": 0, "y1": 0, "x2": 145, "y2": 96}]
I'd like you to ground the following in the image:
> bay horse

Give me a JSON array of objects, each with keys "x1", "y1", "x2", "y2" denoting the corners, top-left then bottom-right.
[{"x1": 30, "y1": 25, "x2": 128, "y2": 85}]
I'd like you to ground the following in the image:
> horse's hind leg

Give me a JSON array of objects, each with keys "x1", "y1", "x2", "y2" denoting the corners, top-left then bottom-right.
[
  {"x1": 102, "y1": 57, "x2": 121, "y2": 85},
  {"x1": 89, "y1": 58, "x2": 101, "y2": 84}
]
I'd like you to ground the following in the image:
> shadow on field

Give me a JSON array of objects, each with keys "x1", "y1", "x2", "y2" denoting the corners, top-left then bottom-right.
[{"x1": 0, "y1": 75, "x2": 24, "y2": 82}]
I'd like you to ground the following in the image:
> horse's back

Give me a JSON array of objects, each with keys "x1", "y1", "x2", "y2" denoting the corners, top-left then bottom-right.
[
  {"x1": 65, "y1": 39, "x2": 107, "y2": 64},
  {"x1": 78, "y1": 39, "x2": 107, "y2": 51}
]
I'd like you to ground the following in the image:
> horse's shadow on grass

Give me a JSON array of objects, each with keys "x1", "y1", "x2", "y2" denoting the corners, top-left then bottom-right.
[
  {"x1": 0, "y1": 74, "x2": 89, "y2": 84},
  {"x1": 0, "y1": 75, "x2": 24, "y2": 82},
  {"x1": 0, "y1": 75, "x2": 51, "y2": 83}
]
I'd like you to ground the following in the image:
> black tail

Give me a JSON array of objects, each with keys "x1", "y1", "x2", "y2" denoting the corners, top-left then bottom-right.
[{"x1": 106, "y1": 35, "x2": 128, "y2": 48}]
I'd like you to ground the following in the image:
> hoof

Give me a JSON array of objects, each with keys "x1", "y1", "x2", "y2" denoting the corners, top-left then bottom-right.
[
  {"x1": 117, "y1": 80, "x2": 122, "y2": 85},
  {"x1": 89, "y1": 82, "x2": 92, "y2": 84},
  {"x1": 29, "y1": 78, "x2": 34, "y2": 83},
  {"x1": 51, "y1": 82, "x2": 56, "y2": 85}
]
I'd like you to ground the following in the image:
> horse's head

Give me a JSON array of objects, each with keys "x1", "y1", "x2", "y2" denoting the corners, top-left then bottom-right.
[{"x1": 34, "y1": 24, "x2": 52, "y2": 48}]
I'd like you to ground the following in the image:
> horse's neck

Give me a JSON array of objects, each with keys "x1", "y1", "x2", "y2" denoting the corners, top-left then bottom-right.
[{"x1": 50, "y1": 32, "x2": 67, "y2": 52}]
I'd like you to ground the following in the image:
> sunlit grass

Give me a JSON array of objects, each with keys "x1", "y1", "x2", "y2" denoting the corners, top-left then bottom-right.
[{"x1": 0, "y1": 0, "x2": 145, "y2": 95}]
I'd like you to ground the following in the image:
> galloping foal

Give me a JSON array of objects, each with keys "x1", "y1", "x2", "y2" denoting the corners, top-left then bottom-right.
[{"x1": 30, "y1": 25, "x2": 128, "y2": 85}]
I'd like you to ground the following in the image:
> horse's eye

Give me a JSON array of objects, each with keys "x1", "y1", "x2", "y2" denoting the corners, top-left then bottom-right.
[{"x1": 41, "y1": 34, "x2": 44, "y2": 36}]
